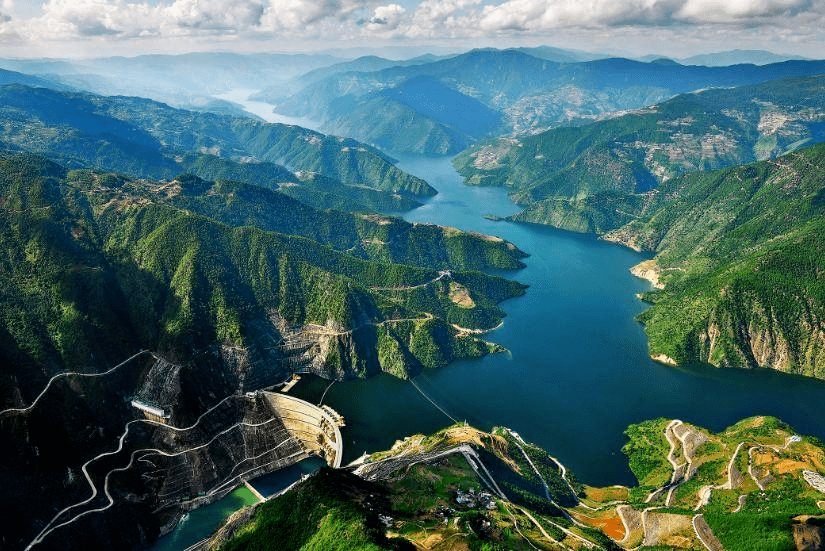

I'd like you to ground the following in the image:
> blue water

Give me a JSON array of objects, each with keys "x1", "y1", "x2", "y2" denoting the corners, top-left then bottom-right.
[
  {"x1": 292, "y1": 155, "x2": 825, "y2": 487},
  {"x1": 150, "y1": 487, "x2": 259, "y2": 551},
  {"x1": 162, "y1": 103, "x2": 825, "y2": 547},
  {"x1": 248, "y1": 457, "x2": 326, "y2": 498}
]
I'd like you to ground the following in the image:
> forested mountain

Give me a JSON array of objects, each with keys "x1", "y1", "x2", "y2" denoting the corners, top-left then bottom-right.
[
  {"x1": 455, "y1": 74, "x2": 825, "y2": 233},
  {"x1": 0, "y1": 84, "x2": 435, "y2": 212},
  {"x1": 0, "y1": 153, "x2": 525, "y2": 549},
  {"x1": 258, "y1": 48, "x2": 825, "y2": 154},
  {"x1": 605, "y1": 143, "x2": 825, "y2": 377}
]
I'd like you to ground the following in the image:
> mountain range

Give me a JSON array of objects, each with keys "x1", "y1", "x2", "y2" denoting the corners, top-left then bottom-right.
[{"x1": 257, "y1": 48, "x2": 825, "y2": 155}]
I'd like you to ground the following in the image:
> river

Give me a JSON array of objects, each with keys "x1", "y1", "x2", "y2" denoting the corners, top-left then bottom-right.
[
  {"x1": 224, "y1": 90, "x2": 825, "y2": 484},
  {"x1": 153, "y1": 92, "x2": 825, "y2": 548},
  {"x1": 291, "y1": 154, "x2": 825, "y2": 487}
]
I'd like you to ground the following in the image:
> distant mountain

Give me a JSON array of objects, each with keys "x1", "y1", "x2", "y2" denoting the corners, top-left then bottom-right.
[
  {"x1": 0, "y1": 67, "x2": 67, "y2": 89},
  {"x1": 680, "y1": 49, "x2": 810, "y2": 66},
  {"x1": 455, "y1": 74, "x2": 825, "y2": 233},
  {"x1": 0, "y1": 52, "x2": 343, "y2": 113},
  {"x1": 260, "y1": 48, "x2": 825, "y2": 155},
  {"x1": 0, "y1": 84, "x2": 435, "y2": 210},
  {"x1": 508, "y1": 45, "x2": 609, "y2": 63}
]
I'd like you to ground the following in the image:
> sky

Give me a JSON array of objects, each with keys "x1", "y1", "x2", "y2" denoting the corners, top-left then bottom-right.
[{"x1": 0, "y1": 0, "x2": 823, "y2": 59}]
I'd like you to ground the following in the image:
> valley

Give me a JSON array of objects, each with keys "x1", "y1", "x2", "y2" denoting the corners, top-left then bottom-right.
[{"x1": 1, "y1": 44, "x2": 825, "y2": 551}]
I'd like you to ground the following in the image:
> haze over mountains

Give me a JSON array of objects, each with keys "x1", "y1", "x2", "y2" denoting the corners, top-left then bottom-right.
[{"x1": 254, "y1": 49, "x2": 825, "y2": 155}]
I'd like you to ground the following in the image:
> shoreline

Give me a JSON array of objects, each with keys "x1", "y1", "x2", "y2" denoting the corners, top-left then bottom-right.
[{"x1": 629, "y1": 259, "x2": 665, "y2": 290}]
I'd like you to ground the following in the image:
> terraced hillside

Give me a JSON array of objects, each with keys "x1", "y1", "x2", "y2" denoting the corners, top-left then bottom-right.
[
  {"x1": 608, "y1": 416, "x2": 825, "y2": 551},
  {"x1": 203, "y1": 417, "x2": 825, "y2": 551}
]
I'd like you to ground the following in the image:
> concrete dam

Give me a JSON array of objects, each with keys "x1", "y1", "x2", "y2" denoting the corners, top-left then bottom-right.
[{"x1": 255, "y1": 391, "x2": 344, "y2": 469}]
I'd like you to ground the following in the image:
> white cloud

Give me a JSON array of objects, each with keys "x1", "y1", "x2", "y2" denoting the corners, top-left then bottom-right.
[
  {"x1": 0, "y1": 0, "x2": 17, "y2": 43},
  {"x1": 475, "y1": 0, "x2": 814, "y2": 31},
  {"x1": 261, "y1": 0, "x2": 365, "y2": 30},
  {"x1": 365, "y1": 3, "x2": 406, "y2": 32},
  {"x1": 7, "y1": 0, "x2": 372, "y2": 41},
  {"x1": 0, "y1": 0, "x2": 821, "y2": 57},
  {"x1": 677, "y1": 0, "x2": 810, "y2": 20}
]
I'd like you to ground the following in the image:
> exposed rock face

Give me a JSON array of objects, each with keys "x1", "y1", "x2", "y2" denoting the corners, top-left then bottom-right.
[
  {"x1": 794, "y1": 516, "x2": 825, "y2": 551},
  {"x1": 629, "y1": 260, "x2": 665, "y2": 290},
  {"x1": 697, "y1": 291, "x2": 825, "y2": 379}
]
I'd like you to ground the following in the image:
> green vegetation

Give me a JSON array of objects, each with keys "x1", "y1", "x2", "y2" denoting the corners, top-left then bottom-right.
[
  {"x1": 0, "y1": 153, "x2": 525, "y2": 386},
  {"x1": 219, "y1": 469, "x2": 413, "y2": 551},
  {"x1": 131, "y1": 173, "x2": 525, "y2": 272},
  {"x1": 497, "y1": 429, "x2": 580, "y2": 505},
  {"x1": 622, "y1": 419, "x2": 672, "y2": 489},
  {"x1": 705, "y1": 477, "x2": 822, "y2": 551}
]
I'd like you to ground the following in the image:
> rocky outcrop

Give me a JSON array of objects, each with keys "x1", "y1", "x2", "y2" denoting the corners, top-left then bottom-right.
[
  {"x1": 630, "y1": 260, "x2": 666, "y2": 290},
  {"x1": 794, "y1": 516, "x2": 825, "y2": 551}
]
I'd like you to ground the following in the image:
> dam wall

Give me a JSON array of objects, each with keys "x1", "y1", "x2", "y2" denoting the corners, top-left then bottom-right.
[{"x1": 258, "y1": 391, "x2": 344, "y2": 468}]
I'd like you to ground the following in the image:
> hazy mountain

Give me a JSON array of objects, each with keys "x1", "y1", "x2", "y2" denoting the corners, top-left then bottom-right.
[
  {"x1": 680, "y1": 49, "x2": 811, "y2": 66},
  {"x1": 507, "y1": 45, "x2": 610, "y2": 62},
  {"x1": 261, "y1": 48, "x2": 825, "y2": 155},
  {"x1": 0, "y1": 52, "x2": 343, "y2": 114},
  {"x1": 0, "y1": 67, "x2": 67, "y2": 89}
]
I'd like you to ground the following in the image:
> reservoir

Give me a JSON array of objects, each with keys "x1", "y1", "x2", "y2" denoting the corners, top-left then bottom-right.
[
  {"x1": 153, "y1": 94, "x2": 825, "y2": 549},
  {"x1": 218, "y1": 92, "x2": 825, "y2": 486},
  {"x1": 291, "y1": 154, "x2": 825, "y2": 487}
]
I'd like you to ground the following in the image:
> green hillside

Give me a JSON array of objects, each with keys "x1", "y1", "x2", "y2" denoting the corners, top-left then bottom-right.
[
  {"x1": 0, "y1": 84, "x2": 435, "y2": 215},
  {"x1": 455, "y1": 75, "x2": 825, "y2": 233},
  {"x1": 605, "y1": 143, "x2": 825, "y2": 377},
  {"x1": 0, "y1": 153, "x2": 524, "y2": 389}
]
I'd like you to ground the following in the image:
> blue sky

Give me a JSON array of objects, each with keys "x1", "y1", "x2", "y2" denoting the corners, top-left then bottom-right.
[{"x1": 0, "y1": 0, "x2": 822, "y2": 59}]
